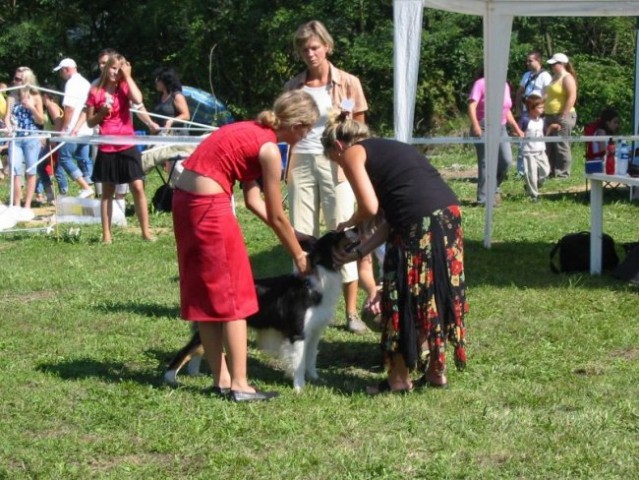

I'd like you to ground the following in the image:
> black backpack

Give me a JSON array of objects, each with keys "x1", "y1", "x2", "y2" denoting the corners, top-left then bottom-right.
[
  {"x1": 152, "y1": 184, "x2": 173, "y2": 213},
  {"x1": 550, "y1": 231, "x2": 619, "y2": 273}
]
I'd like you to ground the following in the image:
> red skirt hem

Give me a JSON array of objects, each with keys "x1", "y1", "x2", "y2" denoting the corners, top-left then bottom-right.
[{"x1": 172, "y1": 189, "x2": 258, "y2": 321}]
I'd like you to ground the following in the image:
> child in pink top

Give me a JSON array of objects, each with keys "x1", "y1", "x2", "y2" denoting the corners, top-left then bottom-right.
[{"x1": 86, "y1": 54, "x2": 152, "y2": 243}]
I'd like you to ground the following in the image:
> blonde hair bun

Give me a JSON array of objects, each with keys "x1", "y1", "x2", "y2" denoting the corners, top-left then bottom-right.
[{"x1": 258, "y1": 90, "x2": 319, "y2": 130}]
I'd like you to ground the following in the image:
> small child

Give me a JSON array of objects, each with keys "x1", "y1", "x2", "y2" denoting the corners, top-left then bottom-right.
[
  {"x1": 590, "y1": 108, "x2": 621, "y2": 160},
  {"x1": 36, "y1": 90, "x2": 68, "y2": 203},
  {"x1": 520, "y1": 94, "x2": 550, "y2": 201}
]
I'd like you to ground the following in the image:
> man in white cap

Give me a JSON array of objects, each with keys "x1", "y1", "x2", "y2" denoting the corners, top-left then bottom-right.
[
  {"x1": 53, "y1": 57, "x2": 95, "y2": 198},
  {"x1": 514, "y1": 51, "x2": 552, "y2": 176}
]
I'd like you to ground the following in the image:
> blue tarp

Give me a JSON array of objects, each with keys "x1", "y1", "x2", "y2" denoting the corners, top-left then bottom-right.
[{"x1": 182, "y1": 85, "x2": 234, "y2": 127}]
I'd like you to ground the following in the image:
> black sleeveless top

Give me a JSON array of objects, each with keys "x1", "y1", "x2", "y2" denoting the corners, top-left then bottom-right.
[
  {"x1": 359, "y1": 138, "x2": 458, "y2": 228},
  {"x1": 152, "y1": 93, "x2": 176, "y2": 127}
]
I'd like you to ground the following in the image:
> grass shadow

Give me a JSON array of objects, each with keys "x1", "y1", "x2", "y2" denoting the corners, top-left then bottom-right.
[
  {"x1": 243, "y1": 332, "x2": 383, "y2": 395},
  {"x1": 464, "y1": 238, "x2": 632, "y2": 290},
  {"x1": 537, "y1": 188, "x2": 632, "y2": 205},
  {"x1": 37, "y1": 357, "x2": 165, "y2": 387},
  {"x1": 36, "y1": 350, "x2": 288, "y2": 392},
  {"x1": 93, "y1": 300, "x2": 180, "y2": 318},
  {"x1": 141, "y1": 331, "x2": 382, "y2": 396},
  {"x1": 313, "y1": 336, "x2": 384, "y2": 394},
  {"x1": 249, "y1": 243, "x2": 291, "y2": 278},
  {"x1": 447, "y1": 176, "x2": 478, "y2": 186}
]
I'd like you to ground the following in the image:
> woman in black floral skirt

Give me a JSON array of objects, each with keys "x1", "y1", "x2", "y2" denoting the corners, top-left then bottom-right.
[{"x1": 323, "y1": 116, "x2": 467, "y2": 394}]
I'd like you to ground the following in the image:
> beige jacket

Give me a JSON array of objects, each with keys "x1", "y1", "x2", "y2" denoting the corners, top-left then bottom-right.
[{"x1": 284, "y1": 62, "x2": 368, "y2": 181}]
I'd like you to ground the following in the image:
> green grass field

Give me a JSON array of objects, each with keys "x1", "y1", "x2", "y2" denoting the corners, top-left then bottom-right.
[{"x1": 1, "y1": 144, "x2": 638, "y2": 479}]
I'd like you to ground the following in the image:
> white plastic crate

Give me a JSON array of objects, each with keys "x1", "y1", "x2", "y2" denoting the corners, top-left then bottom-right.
[{"x1": 55, "y1": 197, "x2": 126, "y2": 226}]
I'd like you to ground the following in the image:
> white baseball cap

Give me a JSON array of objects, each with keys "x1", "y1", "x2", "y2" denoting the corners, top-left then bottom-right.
[
  {"x1": 547, "y1": 53, "x2": 569, "y2": 65},
  {"x1": 53, "y1": 58, "x2": 77, "y2": 72}
]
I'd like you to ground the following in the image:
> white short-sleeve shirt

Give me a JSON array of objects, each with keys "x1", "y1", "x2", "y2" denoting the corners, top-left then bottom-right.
[{"x1": 63, "y1": 72, "x2": 92, "y2": 136}]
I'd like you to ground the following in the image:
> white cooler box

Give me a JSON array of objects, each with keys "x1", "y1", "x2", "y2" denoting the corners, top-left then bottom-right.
[{"x1": 55, "y1": 197, "x2": 127, "y2": 226}]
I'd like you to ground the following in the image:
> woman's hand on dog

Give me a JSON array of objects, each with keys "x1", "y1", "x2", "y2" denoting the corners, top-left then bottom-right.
[
  {"x1": 332, "y1": 244, "x2": 358, "y2": 267},
  {"x1": 336, "y1": 220, "x2": 354, "y2": 232},
  {"x1": 294, "y1": 252, "x2": 310, "y2": 275}
]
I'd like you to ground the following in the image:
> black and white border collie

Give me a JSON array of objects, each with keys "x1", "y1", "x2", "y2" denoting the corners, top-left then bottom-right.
[{"x1": 164, "y1": 230, "x2": 359, "y2": 392}]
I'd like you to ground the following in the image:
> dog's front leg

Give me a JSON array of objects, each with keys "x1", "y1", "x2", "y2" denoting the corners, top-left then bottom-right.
[
  {"x1": 290, "y1": 340, "x2": 306, "y2": 392},
  {"x1": 304, "y1": 327, "x2": 322, "y2": 381}
]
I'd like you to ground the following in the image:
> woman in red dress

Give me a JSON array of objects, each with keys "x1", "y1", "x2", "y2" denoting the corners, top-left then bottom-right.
[{"x1": 172, "y1": 90, "x2": 318, "y2": 402}]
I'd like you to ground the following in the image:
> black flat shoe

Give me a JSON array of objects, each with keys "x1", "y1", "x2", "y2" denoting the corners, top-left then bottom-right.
[
  {"x1": 211, "y1": 386, "x2": 231, "y2": 398},
  {"x1": 229, "y1": 389, "x2": 279, "y2": 403}
]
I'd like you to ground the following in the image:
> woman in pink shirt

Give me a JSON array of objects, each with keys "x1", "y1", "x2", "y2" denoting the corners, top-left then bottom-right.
[
  {"x1": 468, "y1": 72, "x2": 524, "y2": 205},
  {"x1": 86, "y1": 54, "x2": 152, "y2": 244}
]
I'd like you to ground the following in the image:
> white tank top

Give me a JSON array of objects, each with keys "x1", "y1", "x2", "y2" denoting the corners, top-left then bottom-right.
[{"x1": 293, "y1": 85, "x2": 332, "y2": 154}]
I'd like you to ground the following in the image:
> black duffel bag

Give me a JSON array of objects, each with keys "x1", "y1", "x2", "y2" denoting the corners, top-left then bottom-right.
[{"x1": 550, "y1": 231, "x2": 619, "y2": 273}]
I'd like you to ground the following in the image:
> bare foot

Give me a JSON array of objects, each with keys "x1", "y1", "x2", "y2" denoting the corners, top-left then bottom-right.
[{"x1": 416, "y1": 373, "x2": 448, "y2": 388}]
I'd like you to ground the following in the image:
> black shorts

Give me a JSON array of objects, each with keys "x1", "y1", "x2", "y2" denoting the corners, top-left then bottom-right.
[{"x1": 92, "y1": 146, "x2": 144, "y2": 184}]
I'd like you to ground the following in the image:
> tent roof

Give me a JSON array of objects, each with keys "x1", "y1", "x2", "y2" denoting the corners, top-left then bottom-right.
[
  {"x1": 422, "y1": 0, "x2": 639, "y2": 17},
  {"x1": 395, "y1": 0, "x2": 639, "y2": 247}
]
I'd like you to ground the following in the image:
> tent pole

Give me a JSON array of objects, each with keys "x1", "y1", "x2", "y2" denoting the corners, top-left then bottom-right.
[
  {"x1": 482, "y1": 12, "x2": 514, "y2": 248},
  {"x1": 393, "y1": 0, "x2": 423, "y2": 143},
  {"x1": 634, "y1": 18, "x2": 639, "y2": 152}
]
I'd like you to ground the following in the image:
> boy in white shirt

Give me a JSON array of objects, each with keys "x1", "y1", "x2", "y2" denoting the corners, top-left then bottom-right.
[
  {"x1": 515, "y1": 51, "x2": 552, "y2": 175},
  {"x1": 519, "y1": 94, "x2": 550, "y2": 201}
]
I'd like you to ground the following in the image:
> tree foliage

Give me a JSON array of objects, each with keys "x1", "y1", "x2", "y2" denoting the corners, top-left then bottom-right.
[{"x1": 0, "y1": 1, "x2": 636, "y2": 135}]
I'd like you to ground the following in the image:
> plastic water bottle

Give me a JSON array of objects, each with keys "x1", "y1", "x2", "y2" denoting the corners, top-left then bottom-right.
[
  {"x1": 616, "y1": 140, "x2": 630, "y2": 175},
  {"x1": 605, "y1": 138, "x2": 616, "y2": 175}
]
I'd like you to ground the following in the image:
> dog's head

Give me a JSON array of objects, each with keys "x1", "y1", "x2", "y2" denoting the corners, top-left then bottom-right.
[{"x1": 305, "y1": 228, "x2": 360, "y2": 271}]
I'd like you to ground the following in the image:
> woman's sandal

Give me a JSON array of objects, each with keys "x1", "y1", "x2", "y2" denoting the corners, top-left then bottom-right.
[
  {"x1": 414, "y1": 375, "x2": 448, "y2": 389},
  {"x1": 366, "y1": 380, "x2": 413, "y2": 396}
]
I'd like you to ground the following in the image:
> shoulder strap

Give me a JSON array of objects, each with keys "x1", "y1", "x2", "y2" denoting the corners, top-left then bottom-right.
[{"x1": 523, "y1": 71, "x2": 540, "y2": 94}]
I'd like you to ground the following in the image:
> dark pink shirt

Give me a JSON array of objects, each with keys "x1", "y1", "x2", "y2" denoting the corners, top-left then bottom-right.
[
  {"x1": 468, "y1": 78, "x2": 513, "y2": 126},
  {"x1": 86, "y1": 81, "x2": 134, "y2": 152}
]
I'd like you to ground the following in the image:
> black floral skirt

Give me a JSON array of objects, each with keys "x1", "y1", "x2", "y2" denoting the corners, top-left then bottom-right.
[{"x1": 380, "y1": 205, "x2": 468, "y2": 373}]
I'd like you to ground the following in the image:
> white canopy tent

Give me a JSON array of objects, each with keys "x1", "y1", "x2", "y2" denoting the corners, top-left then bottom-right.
[
  {"x1": 394, "y1": 0, "x2": 639, "y2": 247},
  {"x1": 635, "y1": 17, "x2": 639, "y2": 150}
]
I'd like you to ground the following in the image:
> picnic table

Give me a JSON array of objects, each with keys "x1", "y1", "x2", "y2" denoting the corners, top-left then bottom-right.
[{"x1": 585, "y1": 172, "x2": 639, "y2": 274}]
